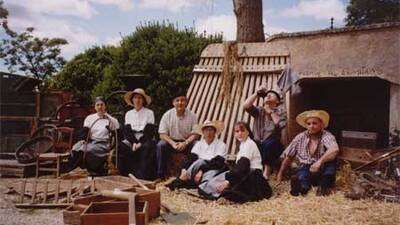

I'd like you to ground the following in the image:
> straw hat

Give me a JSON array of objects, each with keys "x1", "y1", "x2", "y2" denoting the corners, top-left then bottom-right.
[
  {"x1": 296, "y1": 110, "x2": 330, "y2": 128},
  {"x1": 194, "y1": 120, "x2": 224, "y2": 135},
  {"x1": 124, "y1": 88, "x2": 152, "y2": 106}
]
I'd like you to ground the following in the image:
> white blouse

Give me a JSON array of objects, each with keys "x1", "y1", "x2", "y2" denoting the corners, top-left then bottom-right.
[
  {"x1": 84, "y1": 113, "x2": 120, "y2": 141},
  {"x1": 125, "y1": 107, "x2": 154, "y2": 139},
  {"x1": 236, "y1": 137, "x2": 263, "y2": 170},
  {"x1": 191, "y1": 138, "x2": 227, "y2": 161}
]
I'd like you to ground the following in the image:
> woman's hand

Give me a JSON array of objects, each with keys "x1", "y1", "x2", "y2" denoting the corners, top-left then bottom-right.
[
  {"x1": 216, "y1": 180, "x2": 229, "y2": 193},
  {"x1": 194, "y1": 170, "x2": 203, "y2": 184}
]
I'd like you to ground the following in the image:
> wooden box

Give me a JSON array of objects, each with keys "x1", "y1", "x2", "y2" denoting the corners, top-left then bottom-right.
[
  {"x1": 81, "y1": 201, "x2": 148, "y2": 225},
  {"x1": 122, "y1": 187, "x2": 160, "y2": 219},
  {"x1": 341, "y1": 131, "x2": 378, "y2": 149}
]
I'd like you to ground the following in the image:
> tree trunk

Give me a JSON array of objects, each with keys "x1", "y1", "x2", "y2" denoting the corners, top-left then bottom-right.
[{"x1": 233, "y1": 0, "x2": 264, "y2": 43}]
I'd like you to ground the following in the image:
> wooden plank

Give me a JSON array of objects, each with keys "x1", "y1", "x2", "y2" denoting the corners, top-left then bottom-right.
[
  {"x1": 187, "y1": 73, "x2": 200, "y2": 109},
  {"x1": 205, "y1": 74, "x2": 221, "y2": 122},
  {"x1": 15, "y1": 203, "x2": 71, "y2": 209},
  {"x1": 43, "y1": 180, "x2": 49, "y2": 203},
  {"x1": 189, "y1": 74, "x2": 206, "y2": 112},
  {"x1": 199, "y1": 74, "x2": 218, "y2": 123},
  {"x1": 31, "y1": 180, "x2": 37, "y2": 204},
  {"x1": 55, "y1": 179, "x2": 60, "y2": 203},
  {"x1": 20, "y1": 179, "x2": 26, "y2": 203},
  {"x1": 195, "y1": 73, "x2": 213, "y2": 120},
  {"x1": 193, "y1": 64, "x2": 285, "y2": 73}
]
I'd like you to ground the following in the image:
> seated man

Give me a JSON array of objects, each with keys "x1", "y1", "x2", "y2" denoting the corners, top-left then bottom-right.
[
  {"x1": 118, "y1": 88, "x2": 157, "y2": 180},
  {"x1": 156, "y1": 94, "x2": 199, "y2": 179},
  {"x1": 277, "y1": 110, "x2": 339, "y2": 196},
  {"x1": 64, "y1": 96, "x2": 120, "y2": 176},
  {"x1": 243, "y1": 85, "x2": 287, "y2": 180},
  {"x1": 166, "y1": 120, "x2": 227, "y2": 190}
]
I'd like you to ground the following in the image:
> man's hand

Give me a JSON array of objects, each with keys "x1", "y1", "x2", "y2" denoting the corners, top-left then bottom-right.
[
  {"x1": 176, "y1": 142, "x2": 187, "y2": 151},
  {"x1": 171, "y1": 141, "x2": 179, "y2": 150},
  {"x1": 257, "y1": 85, "x2": 268, "y2": 93},
  {"x1": 310, "y1": 160, "x2": 322, "y2": 173},
  {"x1": 194, "y1": 170, "x2": 203, "y2": 184},
  {"x1": 216, "y1": 180, "x2": 229, "y2": 193}
]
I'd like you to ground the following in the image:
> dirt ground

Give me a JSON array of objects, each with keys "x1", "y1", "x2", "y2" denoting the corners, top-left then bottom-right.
[{"x1": 0, "y1": 175, "x2": 399, "y2": 225}]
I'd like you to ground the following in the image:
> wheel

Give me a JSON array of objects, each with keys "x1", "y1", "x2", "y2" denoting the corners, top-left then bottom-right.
[{"x1": 15, "y1": 136, "x2": 54, "y2": 164}]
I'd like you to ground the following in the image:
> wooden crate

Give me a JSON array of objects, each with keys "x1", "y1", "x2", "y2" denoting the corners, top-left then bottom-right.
[
  {"x1": 81, "y1": 201, "x2": 148, "y2": 225},
  {"x1": 341, "y1": 130, "x2": 378, "y2": 149},
  {"x1": 123, "y1": 187, "x2": 160, "y2": 219}
]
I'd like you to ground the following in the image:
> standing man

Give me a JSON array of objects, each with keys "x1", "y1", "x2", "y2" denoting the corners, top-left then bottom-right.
[
  {"x1": 243, "y1": 85, "x2": 287, "y2": 179},
  {"x1": 156, "y1": 94, "x2": 199, "y2": 179},
  {"x1": 277, "y1": 110, "x2": 339, "y2": 196}
]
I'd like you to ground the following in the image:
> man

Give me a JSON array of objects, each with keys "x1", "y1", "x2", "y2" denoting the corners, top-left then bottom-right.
[
  {"x1": 166, "y1": 120, "x2": 227, "y2": 190},
  {"x1": 277, "y1": 110, "x2": 339, "y2": 196},
  {"x1": 243, "y1": 85, "x2": 287, "y2": 179},
  {"x1": 156, "y1": 95, "x2": 199, "y2": 179},
  {"x1": 64, "y1": 96, "x2": 120, "y2": 176},
  {"x1": 118, "y1": 88, "x2": 157, "y2": 179}
]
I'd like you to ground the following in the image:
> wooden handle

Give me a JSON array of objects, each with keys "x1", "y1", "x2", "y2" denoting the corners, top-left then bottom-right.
[
  {"x1": 128, "y1": 173, "x2": 173, "y2": 213},
  {"x1": 128, "y1": 173, "x2": 149, "y2": 190},
  {"x1": 100, "y1": 189, "x2": 136, "y2": 200}
]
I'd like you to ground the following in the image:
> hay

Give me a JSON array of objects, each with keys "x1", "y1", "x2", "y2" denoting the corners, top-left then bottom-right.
[
  {"x1": 152, "y1": 177, "x2": 400, "y2": 225},
  {"x1": 219, "y1": 41, "x2": 244, "y2": 109}
]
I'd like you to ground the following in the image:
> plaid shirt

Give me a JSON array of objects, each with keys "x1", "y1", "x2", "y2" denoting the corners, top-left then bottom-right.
[
  {"x1": 246, "y1": 105, "x2": 287, "y2": 142},
  {"x1": 281, "y1": 130, "x2": 338, "y2": 164}
]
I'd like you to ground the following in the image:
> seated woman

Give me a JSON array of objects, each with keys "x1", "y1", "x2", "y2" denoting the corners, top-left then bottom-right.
[
  {"x1": 64, "y1": 96, "x2": 120, "y2": 176},
  {"x1": 166, "y1": 120, "x2": 227, "y2": 190},
  {"x1": 118, "y1": 88, "x2": 157, "y2": 180},
  {"x1": 198, "y1": 122, "x2": 272, "y2": 203},
  {"x1": 277, "y1": 110, "x2": 339, "y2": 196}
]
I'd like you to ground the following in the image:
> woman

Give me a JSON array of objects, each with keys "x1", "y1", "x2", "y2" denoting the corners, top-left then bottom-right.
[
  {"x1": 198, "y1": 121, "x2": 272, "y2": 203},
  {"x1": 118, "y1": 88, "x2": 157, "y2": 180},
  {"x1": 64, "y1": 96, "x2": 120, "y2": 176}
]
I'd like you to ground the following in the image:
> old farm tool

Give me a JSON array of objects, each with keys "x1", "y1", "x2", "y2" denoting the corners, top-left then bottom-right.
[{"x1": 129, "y1": 174, "x2": 196, "y2": 225}]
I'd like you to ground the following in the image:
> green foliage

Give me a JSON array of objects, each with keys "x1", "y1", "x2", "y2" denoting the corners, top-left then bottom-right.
[
  {"x1": 0, "y1": 2, "x2": 67, "y2": 86},
  {"x1": 54, "y1": 22, "x2": 222, "y2": 120},
  {"x1": 52, "y1": 46, "x2": 118, "y2": 104},
  {"x1": 345, "y1": 0, "x2": 400, "y2": 26},
  {"x1": 115, "y1": 22, "x2": 222, "y2": 120}
]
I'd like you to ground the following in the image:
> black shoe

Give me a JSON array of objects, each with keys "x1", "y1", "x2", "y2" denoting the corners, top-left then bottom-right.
[
  {"x1": 290, "y1": 175, "x2": 300, "y2": 196},
  {"x1": 316, "y1": 186, "x2": 331, "y2": 196},
  {"x1": 165, "y1": 178, "x2": 185, "y2": 190}
]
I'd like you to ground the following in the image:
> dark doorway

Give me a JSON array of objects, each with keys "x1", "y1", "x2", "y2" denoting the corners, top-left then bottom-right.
[{"x1": 297, "y1": 77, "x2": 390, "y2": 148}]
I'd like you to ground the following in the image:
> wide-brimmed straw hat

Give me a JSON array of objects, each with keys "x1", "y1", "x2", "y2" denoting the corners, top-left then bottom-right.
[
  {"x1": 124, "y1": 88, "x2": 152, "y2": 106},
  {"x1": 296, "y1": 110, "x2": 330, "y2": 128},
  {"x1": 194, "y1": 120, "x2": 224, "y2": 135}
]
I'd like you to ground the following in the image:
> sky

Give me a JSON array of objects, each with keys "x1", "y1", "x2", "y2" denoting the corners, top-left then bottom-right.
[{"x1": 1, "y1": 0, "x2": 350, "y2": 63}]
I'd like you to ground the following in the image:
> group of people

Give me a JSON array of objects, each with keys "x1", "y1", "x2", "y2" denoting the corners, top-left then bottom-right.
[{"x1": 63, "y1": 85, "x2": 339, "y2": 203}]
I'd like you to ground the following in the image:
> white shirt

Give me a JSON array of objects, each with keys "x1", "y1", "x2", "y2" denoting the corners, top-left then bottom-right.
[
  {"x1": 236, "y1": 137, "x2": 263, "y2": 170},
  {"x1": 125, "y1": 107, "x2": 155, "y2": 139},
  {"x1": 191, "y1": 138, "x2": 227, "y2": 161},
  {"x1": 158, "y1": 108, "x2": 197, "y2": 140},
  {"x1": 84, "y1": 113, "x2": 120, "y2": 141}
]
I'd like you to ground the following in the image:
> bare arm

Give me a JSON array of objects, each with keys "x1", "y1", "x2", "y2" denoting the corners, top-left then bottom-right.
[
  {"x1": 310, "y1": 147, "x2": 339, "y2": 173},
  {"x1": 277, "y1": 156, "x2": 293, "y2": 182},
  {"x1": 243, "y1": 93, "x2": 258, "y2": 110},
  {"x1": 159, "y1": 133, "x2": 176, "y2": 147}
]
